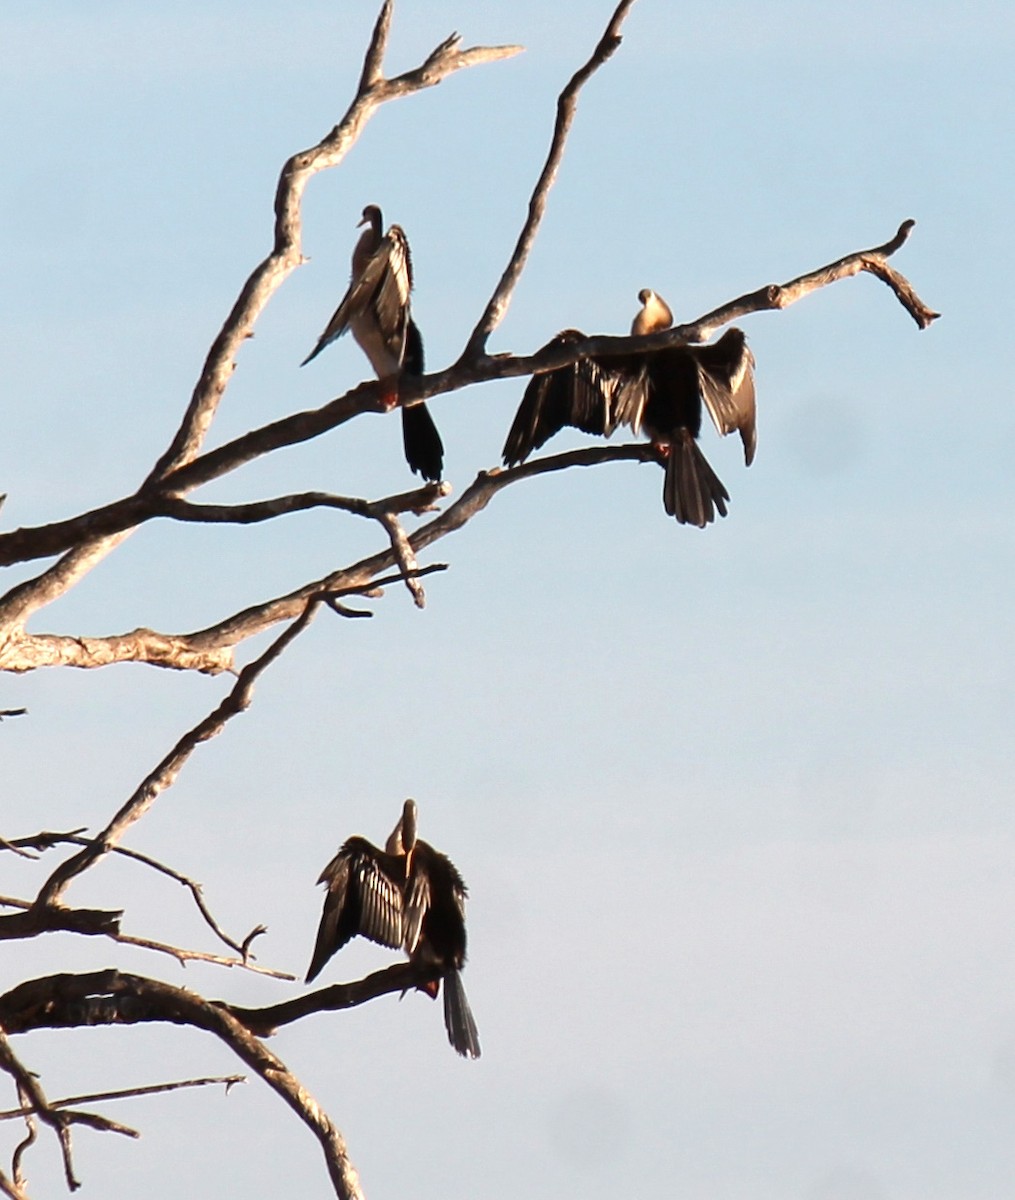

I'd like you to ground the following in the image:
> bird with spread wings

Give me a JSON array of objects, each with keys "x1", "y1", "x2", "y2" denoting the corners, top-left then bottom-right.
[
  {"x1": 503, "y1": 289, "x2": 756, "y2": 527},
  {"x1": 306, "y1": 798, "x2": 481, "y2": 1059}
]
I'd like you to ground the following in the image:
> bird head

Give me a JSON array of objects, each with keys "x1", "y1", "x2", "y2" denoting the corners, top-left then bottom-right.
[
  {"x1": 385, "y1": 798, "x2": 419, "y2": 875},
  {"x1": 631, "y1": 289, "x2": 674, "y2": 336},
  {"x1": 359, "y1": 204, "x2": 383, "y2": 231}
]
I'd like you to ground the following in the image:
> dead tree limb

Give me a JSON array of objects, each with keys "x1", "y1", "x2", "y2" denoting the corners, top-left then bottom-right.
[
  {"x1": 462, "y1": 0, "x2": 638, "y2": 360},
  {"x1": 0, "y1": 9, "x2": 519, "y2": 668},
  {"x1": 0, "y1": 1030, "x2": 80, "y2": 1192},
  {"x1": 26, "y1": 597, "x2": 325, "y2": 912},
  {"x1": 0, "y1": 975, "x2": 364, "y2": 1200},
  {"x1": 148, "y1": 5, "x2": 520, "y2": 484}
]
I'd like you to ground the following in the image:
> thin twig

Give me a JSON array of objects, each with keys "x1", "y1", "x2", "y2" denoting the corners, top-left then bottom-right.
[
  {"x1": 0, "y1": 1030, "x2": 78, "y2": 1191},
  {"x1": 2, "y1": 831, "x2": 266, "y2": 961},
  {"x1": 0, "y1": 1076, "x2": 244, "y2": 1121},
  {"x1": 377, "y1": 515, "x2": 426, "y2": 608},
  {"x1": 462, "y1": 0, "x2": 637, "y2": 360},
  {"x1": 9, "y1": 1082, "x2": 35, "y2": 1200},
  {"x1": 112, "y1": 934, "x2": 292, "y2": 979},
  {"x1": 0, "y1": 894, "x2": 290, "y2": 975},
  {"x1": 158, "y1": 480, "x2": 449, "y2": 526}
]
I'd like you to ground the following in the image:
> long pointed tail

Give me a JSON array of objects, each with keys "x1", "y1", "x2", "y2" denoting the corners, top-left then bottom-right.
[
  {"x1": 663, "y1": 433, "x2": 729, "y2": 527},
  {"x1": 442, "y1": 969, "x2": 481, "y2": 1059},
  {"x1": 401, "y1": 403, "x2": 444, "y2": 482}
]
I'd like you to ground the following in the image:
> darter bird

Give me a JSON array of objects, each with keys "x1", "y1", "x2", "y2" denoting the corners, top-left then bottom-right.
[
  {"x1": 302, "y1": 204, "x2": 444, "y2": 482},
  {"x1": 502, "y1": 289, "x2": 756, "y2": 526},
  {"x1": 307, "y1": 798, "x2": 480, "y2": 1059}
]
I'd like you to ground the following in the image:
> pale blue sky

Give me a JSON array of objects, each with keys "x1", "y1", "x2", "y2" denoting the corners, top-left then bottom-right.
[{"x1": 2, "y1": 3, "x2": 1014, "y2": 1198}]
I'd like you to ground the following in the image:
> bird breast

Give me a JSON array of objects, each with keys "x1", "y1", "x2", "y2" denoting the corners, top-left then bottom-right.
[{"x1": 350, "y1": 312, "x2": 402, "y2": 380}]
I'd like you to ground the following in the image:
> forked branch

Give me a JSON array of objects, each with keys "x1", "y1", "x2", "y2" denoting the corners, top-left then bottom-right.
[{"x1": 0, "y1": 975, "x2": 364, "y2": 1200}]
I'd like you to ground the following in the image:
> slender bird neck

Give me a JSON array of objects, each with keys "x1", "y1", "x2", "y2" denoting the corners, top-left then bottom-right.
[
  {"x1": 631, "y1": 291, "x2": 673, "y2": 335},
  {"x1": 352, "y1": 208, "x2": 384, "y2": 275}
]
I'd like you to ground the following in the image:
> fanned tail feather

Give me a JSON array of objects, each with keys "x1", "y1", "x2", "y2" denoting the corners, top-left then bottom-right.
[
  {"x1": 442, "y1": 969, "x2": 481, "y2": 1059},
  {"x1": 663, "y1": 436, "x2": 729, "y2": 527}
]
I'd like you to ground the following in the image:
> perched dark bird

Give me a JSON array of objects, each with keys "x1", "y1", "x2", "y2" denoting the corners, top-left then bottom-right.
[
  {"x1": 502, "y1": 289, "x2": 756, "y2": 526},
  {"x1": 301, "y1": 204, "x2": 444, "y2": 482},
  {"x1": 307, "y1": 799, "x2": 481, "y2": 1059}
]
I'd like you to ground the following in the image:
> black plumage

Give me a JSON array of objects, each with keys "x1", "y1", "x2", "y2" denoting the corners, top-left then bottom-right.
[
  {"x1": 302, "y1": 204, "x2": 444, "y2": 482},
  {"x1": 306, "y1": 799, "x2": 480, "y2": 1059},
  {"x1": 305, "y1": 836, "x2": 406, "y2": 984},
  {"x1": 502, "y1": 290, "x2": 756, "y2": 527}
]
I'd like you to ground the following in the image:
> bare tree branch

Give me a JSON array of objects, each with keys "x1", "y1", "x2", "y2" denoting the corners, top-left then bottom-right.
[
  {"x1": 681, "y1": 218, "x2": 940, "y2": 340},
  {"x1": 0, "y1": 895, "x2": 286, "y2": 975},
  {"x1": 28, "y1": 599, "x2": 324, "y2": 912},
  {"x1": 0, "y1": 1030, "x2": 79, "y2": 1191},
  {"x1": 0, "y1": 13, "x2": 518, "y2": 660},
  {"x1": 0, "y1": 565, "x2": 446, "y2": 676},
  {"x1": 0, "y1": 1076, "x2": 244, "y2": 1122},
  {"x1": 377, "y1": 514, "x2": 427, "y2": 608},
  {"x1": 159, "y1": 480, "x2": 449, "y2": 526},
  {"x1": 0, "y1": 974, "x2": 365, "y2": 1200},
  {"x1": 0, "y1": 902, "x2": 123, "y2": 942},
  {"x1": 463, "y1": 0, "x2": 638, "y2": 360},
  {"x1": 0, "y1": 962, "x2": 446, "y2": 1043},
  {"x1": 0, "y1": 630, "x2": 233, "y2": 676},
  {"x1": 147, "y1": 16, "x2": 520, "y2": 486},
  {"x1": 3, "y1": 831, "x2": 274, "y2": 965},
  {"x1": 0, "y1": 532, "x2": 136, "y2": 634},
  {"x1": 226, "y1": 962, "x2": 442, "y2": 1037}
]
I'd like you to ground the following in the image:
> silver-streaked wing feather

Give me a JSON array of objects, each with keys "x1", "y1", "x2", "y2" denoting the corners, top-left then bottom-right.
[
  {"x1": 317, "y1": 839, "x2": 404, "y2": 950},
  {"x1": 402, "y1": 865, "x2": 432, "y2": 956},
  {"x1": 352, "y1": 851, "x2": 404, "y2": 949},
  {"x1": 605, "y1": 361, "x2": 651, "y2": 436},
  {"x1": 502, "y1": 334, "x2": 648, "y2": 465},
  {"x1": 367, "y1": 225, "x2": 413, "y2": 357},
  {"x1": 695, "y1": 329, "x2": 757, "y2": 466},
  {"x1": 301, "y1": 225, "x2": 413, "y2": 368}
]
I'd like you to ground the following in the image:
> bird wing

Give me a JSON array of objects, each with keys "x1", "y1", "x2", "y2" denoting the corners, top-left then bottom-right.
[
  {"x1": 694, "y1": 329, "x2": 757, "y2": 466},
  {"x1": 365, "y1": 224, "x2": 413, "y2": 359},
  {"x1": 402, "y1": 863, "x2": 432, "y2": 956},
  {"x1": 301, "y1": 225, "x2": 414, "y2": 368},
  {"x1": 306, "y1": 838, "x2": 404, "y2": 982},
  {"x1": 502, "y1": 332, "x2": 647, "y2": 465},
  {"x1": 606, "y1": 360, "x2": 651, "y2": 436},
  {"x1": 350, "y1": 847, "x2": 405, "y2": 949}
]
